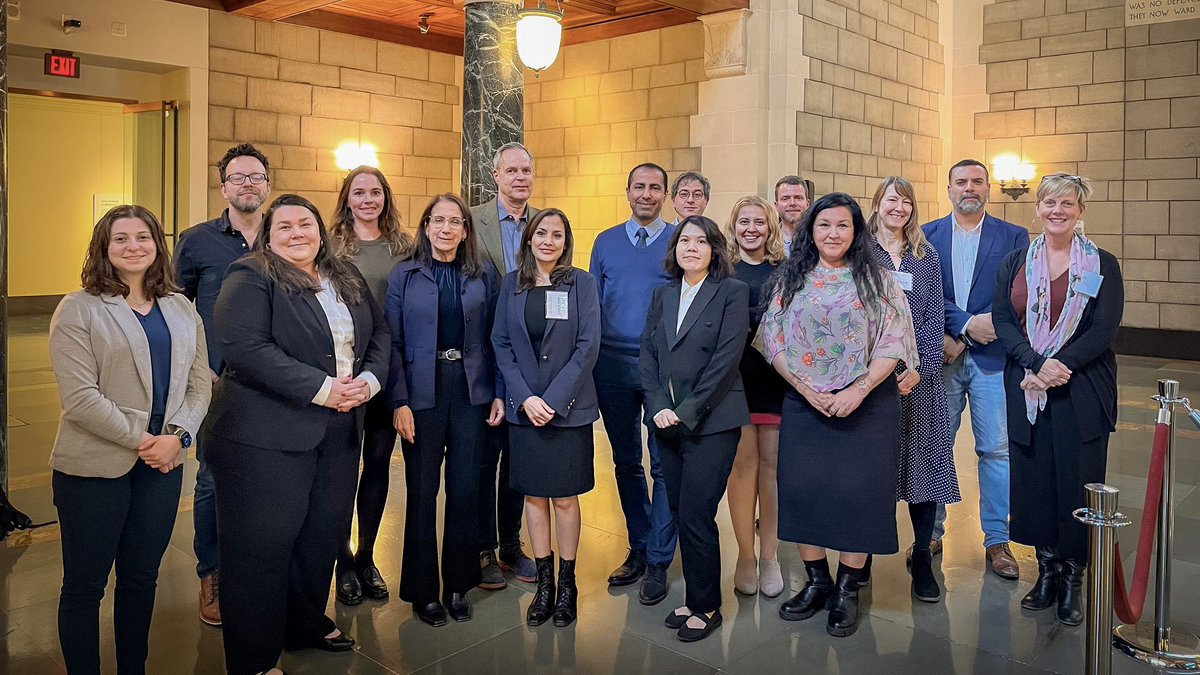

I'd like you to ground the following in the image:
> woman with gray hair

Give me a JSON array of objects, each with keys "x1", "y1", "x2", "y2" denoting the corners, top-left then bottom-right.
[{"x1": 992, "y1": 173, "x2": 1124, "y2": 626}]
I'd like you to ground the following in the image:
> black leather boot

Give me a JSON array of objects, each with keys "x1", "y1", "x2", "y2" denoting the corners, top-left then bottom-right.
[
  {"x1": 826, "y1": 563, "x2": 862, "y2": 637},
  {"x1": 910, "y1": 549, "x2": 941, "y2": 602},
  {"x1": 1021, "y1": 547, "x2": 1059, "y2": 611},
  {"x1": 527, "y1": 554, "x2": 555, "y2": 626},
  {"x1": 779, "y1": 558, "x2": 834, "y2": 621},
  {"x1": 552, "y1": 558, "x2": 578, "y2": 627},
  {"x1": 1057, "y1": 559, "x2": 1085, "y2": 626}
]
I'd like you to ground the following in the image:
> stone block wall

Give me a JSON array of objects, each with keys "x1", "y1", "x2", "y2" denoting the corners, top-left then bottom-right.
[
  {"x1": 521, "y1": 23, "x2": 705, "y2": 265},
  {"x1": 795, "y1": 0, "x2": 946, "y2": 221},
  {"x1": 979, "y1": 1, "x2": 1200, "y2": 329},
  {"x1": 206, "y1": 11, "x2": 463, "y2": 229}
]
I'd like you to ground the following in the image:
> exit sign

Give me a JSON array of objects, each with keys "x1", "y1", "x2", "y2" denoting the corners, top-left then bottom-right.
[{"x1": 44, "y1": 51, "x2": 80, "y2": 78}]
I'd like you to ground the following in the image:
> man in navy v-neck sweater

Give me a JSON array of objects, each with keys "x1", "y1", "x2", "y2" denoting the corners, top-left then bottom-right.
[{"x1": 590, "y1": 163, "x2": 677, "y2": 606}]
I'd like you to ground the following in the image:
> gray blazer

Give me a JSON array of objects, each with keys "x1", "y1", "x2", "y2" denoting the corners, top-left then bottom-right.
[
  {"x1": 49, "y1": 291, "x2": 212, "y2": 478},
  {"x1": 471, "y1": 197, "x2": 540, "y2": 276}
]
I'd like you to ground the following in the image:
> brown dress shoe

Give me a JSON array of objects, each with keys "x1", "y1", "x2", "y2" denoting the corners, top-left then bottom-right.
[
  {"x1": 199, "y1": 572, "x2": 222, "y2": 626},
  {"x1": 986, "y1": 543, "x2": 1020, "y2": 580}
]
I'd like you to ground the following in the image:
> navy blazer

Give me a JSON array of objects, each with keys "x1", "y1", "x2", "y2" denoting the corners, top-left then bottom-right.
[
  {"x1": 640, "y1": 276, "x2": 750, "y2": 435},
  {"x1": 205, "y1": 257, "x2": 390, "y2": 452},
  {"x1": 492, "y1": 268, "x2": 601, "y2": 427},
  {"x1": 922, "y1": 213, "x2": 1029, "y2": 372},
  {"x1": 386, "y1": 259, "x2": 501, "y2": 411}
]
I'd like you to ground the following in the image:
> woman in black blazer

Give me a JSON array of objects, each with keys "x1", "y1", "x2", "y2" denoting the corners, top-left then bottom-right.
[
  {"x1": 993, "y1": 174, "x2": 1123, "y2": 627},
  {"x1": 640, "y1": 215, "x2": 750, "y2": 643},
  {"x1": 492, "y1": 208, "x2": 601, "y2": 628},
  {"x1": 386, "y1": 193, "x2": 504, "y2": 627},
  {"x1": 205, "y1": 194, "x2": 389, "y2": 675}
]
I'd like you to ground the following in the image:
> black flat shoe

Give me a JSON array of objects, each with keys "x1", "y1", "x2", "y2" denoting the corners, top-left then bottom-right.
[
  {"x1": 677, "y1": 610, "x2": 722, "y2": 642},
  {"x1": 664, "y1": 608, "x2": 690, "y2": 630},
  {"x1": 359, "y1": 566, "x2": 389, "y2": 599},
  {"x1": 314, "y1": 630, "x2": 355, "y2": 652},
  {"x1": 446, "y1": 592, "x2": 472, "y2": 622},
  {"x1": 415, "y1": 601, "x2": 447, "y2": 627},
  {"x1": 336, "y1": 569, "x2": 363, "y2": 606}
]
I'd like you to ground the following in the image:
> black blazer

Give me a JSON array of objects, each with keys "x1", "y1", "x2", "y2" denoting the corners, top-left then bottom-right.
[
  {"x1": 492, "y1": 268, "x2": 601, "y2": 427},
  {"x1": 640, "y1": 276, "x2": 750, "y2": 435},
  {"x1": 993, "y1": 246, "x2": 1124, "y2": 444},
  {"x1": 206, "y1": 257, "x2": 390, "y2": 451}
]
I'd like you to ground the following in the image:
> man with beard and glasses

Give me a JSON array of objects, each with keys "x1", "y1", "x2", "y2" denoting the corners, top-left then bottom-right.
[
  {"x1": 173, "y1": 142, "x2": 272, "y2": 626},
  {"x1": 921, "y1": 159, "x2": 1029, "y2": 581},
  {"x1": 773, "y1": 175, "x2": 811, "y2": 254}
]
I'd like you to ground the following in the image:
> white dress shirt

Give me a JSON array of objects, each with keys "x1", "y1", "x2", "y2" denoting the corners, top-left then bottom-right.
[{"x1": 311, "y1": 277, "x2": 381, "y2": 405}]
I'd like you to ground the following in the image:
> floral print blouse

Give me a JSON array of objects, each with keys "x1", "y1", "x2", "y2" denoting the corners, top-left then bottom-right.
[{"x1": 754, "y1": 266, "x2": 919, "y2": 393}]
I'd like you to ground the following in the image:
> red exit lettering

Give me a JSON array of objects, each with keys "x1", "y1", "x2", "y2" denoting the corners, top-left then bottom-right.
[{"x1": 44, "y1": 52, "x2": 81, "y2": 78}]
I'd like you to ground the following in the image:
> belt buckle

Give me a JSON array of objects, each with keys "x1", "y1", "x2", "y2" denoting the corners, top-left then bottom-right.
[{"x1": 441, "y1": 349, "x2": 463, "y2": 361}]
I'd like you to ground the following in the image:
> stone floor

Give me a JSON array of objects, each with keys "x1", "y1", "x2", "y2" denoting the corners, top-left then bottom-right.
[{"x1": 3, "y1": 313, "x2": 1199, "y2": 673}]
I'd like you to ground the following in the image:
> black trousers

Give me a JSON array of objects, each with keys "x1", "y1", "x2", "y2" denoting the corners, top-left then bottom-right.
[
  {"x1": 338, "y1": 394, "x2": 399, "y2": 570},
  {"x1": 400, "y1": 361, "x2": 486, "y2": 605},
  {"x1": 478, "y1": 422, "x2": 525, "y2": 551},
  {"x1": 659, "y1": 427, "x2": 741, "y2": 614},
  {"x1": 208, "y1": 412, "x2": 359, "y2": 675},
  {"x1": 54, "y1": 461, "x2": 183, "y2": 675}
]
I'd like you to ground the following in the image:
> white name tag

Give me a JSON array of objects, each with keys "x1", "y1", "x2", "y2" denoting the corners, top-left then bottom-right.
[
  {"x1": 1075, "y1": 272, "x2": 1103, "y2": 299},
  {"x1": 892, "y1": 270, "x2": 914, "y2": 292},
  {"x1": 546, "y1": 291, "x2": 570, "y2": 320}
]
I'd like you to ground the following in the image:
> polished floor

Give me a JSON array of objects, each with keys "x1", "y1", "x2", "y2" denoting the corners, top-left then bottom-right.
[{"x1": 3, "y1": 313, "x2": 1200, "y2": 673}]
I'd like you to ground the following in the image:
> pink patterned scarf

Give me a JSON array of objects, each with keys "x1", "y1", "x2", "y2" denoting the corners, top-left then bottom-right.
[{"x1": 1023, "y1": 232, "x2": 1100, "y2": 424}]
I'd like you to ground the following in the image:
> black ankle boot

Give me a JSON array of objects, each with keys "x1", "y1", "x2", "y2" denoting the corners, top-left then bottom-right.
[
  {"x1": 910, "y1": 549, "x2": 941, "y2": 602},
  {"x1": 1021, "y1": 547, "x2": 1059, "y2": 611},
  {"x1": 1057, "y1": 559, "x2": 1085, "y2": 626},
  {"x1": 827, "y1": 563, "x2": 862, "y2": 637},
  {"x1": 553, "y1": 558, "x2": 577, "y2": 627},
  {"x1": 780, "y1": 559, "x2": 834, "y2": 621},
  {"x1": 527, "y1": 554, "x2": 555, "y2": 626}
]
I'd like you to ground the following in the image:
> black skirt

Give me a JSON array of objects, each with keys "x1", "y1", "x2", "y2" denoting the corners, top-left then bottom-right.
[
  {"x1": 509, "y1": 423, "x2": 595, "y2": 498},
  {"x1": 777, "y1": 377, "x2": 901, "y2": 554}
]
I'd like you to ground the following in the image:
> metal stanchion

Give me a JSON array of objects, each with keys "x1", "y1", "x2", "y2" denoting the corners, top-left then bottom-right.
[
  {"x1": 1074, "y1": 483, "x2": 1131, "y2": 675},
  {"x1": 1113, "y1": 379, "x2": 1200, "y2": 671}
]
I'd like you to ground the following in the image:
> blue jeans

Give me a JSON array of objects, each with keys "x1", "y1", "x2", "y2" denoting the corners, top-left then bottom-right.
[
  {"x1": 934, "y1": 352, "x2": 1010, "y2": 548},
  {"x1": 594, "y1": 358, "x2": 677, "y2": 567},
  {"x1": 193, "y1": 436, "x2": 219, "y2": 579}
]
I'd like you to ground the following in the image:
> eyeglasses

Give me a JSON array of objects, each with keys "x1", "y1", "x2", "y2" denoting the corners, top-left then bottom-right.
[
  {"x1": 428, "y1": 216, "x2": 465, "y2": 227},
  {"x1": 225, "y1": 173, "x2": 269, "y2": 185},
  {"x1": 675, "y1": 190, "x2": 706, "y2": 201}
]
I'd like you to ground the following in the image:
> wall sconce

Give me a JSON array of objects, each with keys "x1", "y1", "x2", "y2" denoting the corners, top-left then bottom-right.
[
  {"x1": 335, "y1": 141, "x2": 379, "y2": 172},
  {"x1": 993, "y1": 154, "x2": 1036, "y2": 200},
  {"x1": 517, "y1": 0, "x2": 564, "y2": 75}
]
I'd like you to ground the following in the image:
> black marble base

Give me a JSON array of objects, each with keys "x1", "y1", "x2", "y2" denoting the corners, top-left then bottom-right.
[{"x1": 1115, "y1": 326, "x2": 1200, "y2": 361}]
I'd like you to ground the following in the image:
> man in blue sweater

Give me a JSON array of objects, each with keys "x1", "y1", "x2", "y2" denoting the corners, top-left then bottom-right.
[{"x1": 591, "y1": 163, "x2": 677, "y2": 605}]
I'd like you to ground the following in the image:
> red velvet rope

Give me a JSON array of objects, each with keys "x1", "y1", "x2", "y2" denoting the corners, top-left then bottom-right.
[{"x1": 1113, "y1": 419, "x2": 1170, "y2": 625}]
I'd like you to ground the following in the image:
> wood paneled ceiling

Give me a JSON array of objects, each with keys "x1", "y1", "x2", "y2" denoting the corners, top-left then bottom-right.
[{"x1": 173, "y1": 0, "x2": 747, "y2": 55}]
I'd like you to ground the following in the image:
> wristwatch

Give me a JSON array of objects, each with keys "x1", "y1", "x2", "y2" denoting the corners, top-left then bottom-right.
[{"x1": 168, "y1": 425, "x2": 193, "y2": 449}]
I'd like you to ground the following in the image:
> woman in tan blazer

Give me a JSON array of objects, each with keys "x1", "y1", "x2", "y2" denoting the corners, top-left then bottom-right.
[{"x1": 49, "y1": 205, "x2": 211, "y2": 675}]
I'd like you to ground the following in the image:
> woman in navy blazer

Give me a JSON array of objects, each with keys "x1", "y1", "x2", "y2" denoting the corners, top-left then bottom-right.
[
  {"x1": 386, "y1": 193, "x2": 503, "y2": 627},
  {"x1": 640, "y1": 215, "x2": 750, "y2": 643},
  {"x1": 491, "y1": 208, "x2": 600, "y2": 628},
  {"x1": 205, "y1": 195, "x2": 389, "y2": 675}
]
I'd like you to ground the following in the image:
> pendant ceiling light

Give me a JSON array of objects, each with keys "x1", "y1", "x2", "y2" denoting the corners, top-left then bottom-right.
[{"x1": 516, "y1": 0, "x2": 564, "y2": 74}]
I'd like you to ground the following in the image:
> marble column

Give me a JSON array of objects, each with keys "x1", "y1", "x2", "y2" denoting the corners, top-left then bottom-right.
[
  {"x1": 460, "y1": 0, "x2": 524, "y2": 207},
  {"x1": 0, "y1": 3, "x2": 9, "y2": 492}
]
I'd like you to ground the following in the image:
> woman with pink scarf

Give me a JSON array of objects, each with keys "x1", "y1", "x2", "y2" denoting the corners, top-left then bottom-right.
[{"x1": 992, "y1": 173, "x2": 1124, "y2": 628}]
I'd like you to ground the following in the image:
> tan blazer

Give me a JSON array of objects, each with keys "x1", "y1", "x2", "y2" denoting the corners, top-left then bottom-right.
[
  {"x1": 471, "y1": 197, "x2": 540, "y2": 276},
  {"x1": 49, "y1": 291, "x2": 212, "y2": 478}
]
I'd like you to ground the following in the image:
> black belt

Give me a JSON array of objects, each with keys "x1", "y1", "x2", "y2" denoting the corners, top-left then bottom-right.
[{"x1": 436, "y1": 349, "x2": 463, "y2": 361}]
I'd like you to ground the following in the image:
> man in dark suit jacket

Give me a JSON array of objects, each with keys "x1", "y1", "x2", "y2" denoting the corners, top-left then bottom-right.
[
  {"x1": 922, "y1": 159, "x2": 1030, "y2": 580},
  {"x1": 469, "y1": 142, "x2": 540, "y2": 588}
]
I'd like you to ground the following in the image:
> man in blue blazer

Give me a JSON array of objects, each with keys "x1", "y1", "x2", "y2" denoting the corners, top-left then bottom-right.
[{"x1": 922, "y1": 159, "x2": 1029, "y2": 580}]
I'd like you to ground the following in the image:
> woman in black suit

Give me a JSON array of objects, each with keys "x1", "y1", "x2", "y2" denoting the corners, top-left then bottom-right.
[
  {"x1": 641, "y1": 215, "x2": 749, "y2": 643},
  {"x1": 387, "y1": 193, "x2": 504, "y2": 627},
  {"x1": 993, "y1": 173, "x2": 1123, "y2": 626},
  {"x1": 205, "y1": 194, "x2": 389, "y2": 675},
  {"x1": 492, "y1": 208, "x2": 601, "y2": 628}
]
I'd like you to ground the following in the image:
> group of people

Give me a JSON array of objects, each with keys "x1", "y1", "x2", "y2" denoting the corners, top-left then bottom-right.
[{"x1": 47, "y1": 139, "x2": 1125, "y2": 673}]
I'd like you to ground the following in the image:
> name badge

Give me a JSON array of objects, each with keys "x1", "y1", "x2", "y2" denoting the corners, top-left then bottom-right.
[
  {"x1": 1075, "y1": 271, "x2": 1103, "y2": 298},
  {"x1": 546, "y1": 291, "x2": 570, "y2": 320},
  {"x1": 891, "y1": 270, "x2": 914, "y2": 292}
]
